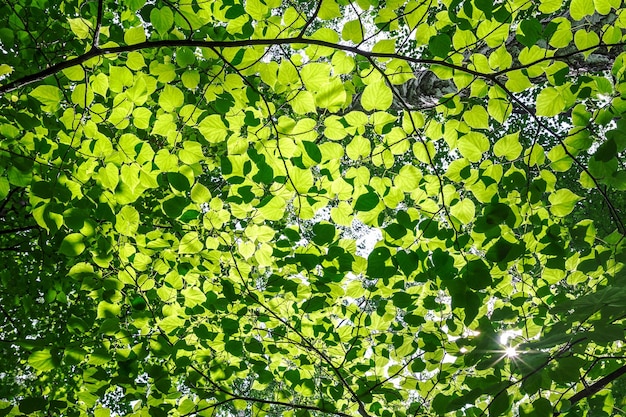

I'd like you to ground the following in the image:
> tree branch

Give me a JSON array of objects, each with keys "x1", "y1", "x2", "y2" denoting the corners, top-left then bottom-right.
[
  {"x1": 560, "y1": 363, "x2": 626, "y2": 413},
  {"x1": 297, "y1": 0, "x2": 323, "y2": 38},
  {"x1": 2, "y1": 37, "x2": 623, "y2": 95},
  {"x1": 92, "y1": 0, "x2": 104, "y2": 48}
]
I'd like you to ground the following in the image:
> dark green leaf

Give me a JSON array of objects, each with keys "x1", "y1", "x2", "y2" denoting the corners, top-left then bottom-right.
[
  {"x1": 428, "y1": 34, "x2": 451, "y2": 58},
  {"x1": 354, "y1": 191, "x2": 379, "y2": 211},
  {"x1": 312, "y1": 223, "x2": 336, "y2": 245},
  {"x1": 167, "y1": 172, "x2": 191, "y2": 192},
  {"x1": 303, "y1": 141, "x2": 322, "y2": 163}
]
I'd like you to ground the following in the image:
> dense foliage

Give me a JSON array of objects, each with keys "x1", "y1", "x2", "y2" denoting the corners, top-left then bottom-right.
[{"x1": 1, "y1": 0, "x2": 626, "y2": 416}]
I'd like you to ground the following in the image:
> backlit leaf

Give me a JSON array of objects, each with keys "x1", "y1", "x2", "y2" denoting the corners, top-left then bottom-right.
[
  {"x1": 549, "y1": 189, "x2": 582, "y2": 216},
  {"x1": 150, "y1": 8, "x2": 174, "y2": 34},
  {"x1": 536, "y1": 87, "x2": 566, "y2": 117},
  {"x1": 361, "y1": 80, "x2": 393, "y2": 112},
  {"x1": 493, "y1": 132, "x2": 522, "y2": 161},
  {"x1": 124, "y1": 26, "x2": 146, "y2": 45},
  {"x1": 29, "y1": 85, "x2": 62, "y2": 112},
  {"x1": 28, "y1": 350, "x2": 59, "y2": 371},
  {"x1": 458, "y1": 132, "x2": 489, "y2": 163},
  {"x1": 59, "y1": 233, "x2": 85, "y2": 257}
]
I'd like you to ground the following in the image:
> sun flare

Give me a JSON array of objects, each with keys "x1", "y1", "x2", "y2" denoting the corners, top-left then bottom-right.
[{"x1": 505, "y1": 347, "x2": 518, "y2": 358}]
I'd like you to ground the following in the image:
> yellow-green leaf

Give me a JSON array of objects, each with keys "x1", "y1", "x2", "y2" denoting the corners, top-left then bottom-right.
[
  {"x1": 361, "y1": 80, "x2": 393, "y2": 112},
  {"x1": 570, "y1": 0, "x2": 595, "y2": 20},
  {"x1": 342, "y1": 19, "x2": 364, "y2": 43},
  {"x1": 494, "y1": 132, "x2": 522, "y2": 161},
  {"x1": 536, "y1": 87, "x2": 565, "y2": 117},
  {"x1": 450, "y1": 199, "x2": 475, "y2": 224},
  {"x1": 29, "y1": 349, "x2": 59, "y2": 371},
  {"x1": 124, "y1": 26, "x2": 146, "y2": 45},
  {"x1": 29, "y1": 85, "x2": 63, "y2": 112},
  {"x1": 115, "y1": 206, "x2": 139, "y2": 236},
  {"x1": 159, "y1": 85, "x2": 184, "y2": 112},
  {"x1": 179, "y1": 232, "x2": 203, "y2": 254},
  {"x1": 68, "y1": 17, "x2": 93, "y2": 39},
  {"x1": 458, "y1": 132, "x2": 489, "y2": 163},
  {"x1": 549, "y1": 189, "x2": 582, "y2": 216},
  {"x1": 59, "y1": 233, "x2": 86, "y2": 257},
  {"x1": 0, "y1": 64, "x2": 14, "y2": 77}
]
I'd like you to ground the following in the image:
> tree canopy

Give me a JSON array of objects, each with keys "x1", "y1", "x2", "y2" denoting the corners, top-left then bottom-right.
[{"x1": 1, "y1": 0, "x2": 626, "y2": 416}]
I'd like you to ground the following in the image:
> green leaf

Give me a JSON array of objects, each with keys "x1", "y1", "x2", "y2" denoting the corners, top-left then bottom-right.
[
  {"x1": 458, "y1": 132, "x2": 489, "y2": 163},
  {"x1": 489, "y1": 392, "x2": 511, "y2": 417},
  {"x1": 28, "y1": 349, "x2": 60, "y2": 371},
  {"x1": 132, "y1": 107, "x2": 152, "y2": 129},
  {"x1": 159, "y1": 85, "x2": 184, "y2": 112},
  {"x1": 429, "y1": 34, "x2": 452, "y2": 58},
  {"x1": 464, "y1": 260, "x2": 492, "y2": 290},
  {"x1": 549, "y1": 189, "x2": 581, "y2": 216},
  {"x1": 485, "y1": 238, "x2": 524, "y2": 263},
  {"x1": 319, "y1": 0, "x2": 341, "y2": 20},
  {"x1": 394, "y1": 165, "x2": 422, "y2": 192},
  {"x1": 450, "y1": 199, "x2": 475, "y2": 225},
  {"x1": 167, "y1": 172, "x2": 191, "y2": 192},
  {"x1": 258, "y1": 196, "x2": 285, "y2": 221},
  {"x1": 385, "y1": 223, "x2": 407, "y2": 239},
  {"x1": 342, "y1": 20, "x2": 364, "y2": 43},
  {"x1": 245, "y1": 338, "x2": 263, "y2": 354},
  {"x1": 302, "y1": 296, "x2": 327, "y2": 313},
  {"x1": 0, "y1": 63, "x2": 13, "y2": 77},
  {"x1": 124, "y1": 26, "x2": 146, "y2": 45},
  {"x1": 488, "y1": 97, "x2": 512, "y2": 124},
  {"x1": 179, "y1": 232, "x2": 203, "y2": 254},
  {"x1": 463, "y1": 106, "x2": 490, "y2": 129},
  {"x1": 354, "y1": 191, "x2": 380, "y2": 211},
  {"x1": 0, "y1": 177, "x2": 9, "y2": 201},
  {"x1": 115, "y1": 206, "x2": 139, "y2": 236},
  {"x1": 131, "y1": 295, "x2": 147, "y2": 310},
  {"x1": 162, "y1": 196, "x2": 188, "y2": 218},
  {"x1": 536, "y1": 87, "x2": 566, "y2": 117},
  {"x1": 303, "y1": 141, "x2": 322, "y2": 164},
  {"x1": 367, "y1": 247, "x2": 392, "y2": 278},
  {"x1": 31, "y1": 181, "x2": 55, "y2": 199},
  {"x1": 150, "y1": 8, "x2": 174, "y2": 34},
  {"x1": 493, "y1": 132, "x2": 522, "y2": 161},
  {"x1": 540, "y1": 0, "x2": 564, "y2": 13},
  {"x1": 191, "y1": 183, "x2": 211, "y2": 203},
  {"x1": 181, "y1": 286, "x2": 206, "y2": 307},
  {"x1": 570, "y1": 0, "x2": 595, "y2": 20},
  {"x1": 396, "y1": 250, "x2": 420, "y2": 276},
  {"x1": 225, "y1": 4, "x2": 246, "y2": 19},
  {"x1": 392, "y1": 291, "x2": 413, "y2": 308},
  {"x1": 517, "y1": 18, "x2": 543, "y2": 47},
  {"x1": 316, "y1": 78, "x2": 346, "y2": 110},
  {"x1": 312, "y1": 223, "x2": 336, "y2": 245},
  {"x1": 361, "y1": 80, "x2": 393, "y2": 112},
  {"x1": 19, "y1": 397, "x2": 47, "y2": 414},
  {"x1": 29, "y1": 85, "x2": 62, "y2": 112},
  {"x1": 59, "y1": 233, "x2": 86, "y2": 257},
  {"x1": 574, "y1": 30, "x2": 600, "y2": 53},
  {"x1": 68, "y1": 17, "x2": 93, "y2": 39},
  {"x1": 471, "y1": 0, "x2": 491, "y2": 15},
  {"x1": 432, "y1": 394, "x2": 450, "y2": 415},
  {"x1": 182, "y1": 71, "x2": 200, "y2": 89}
]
